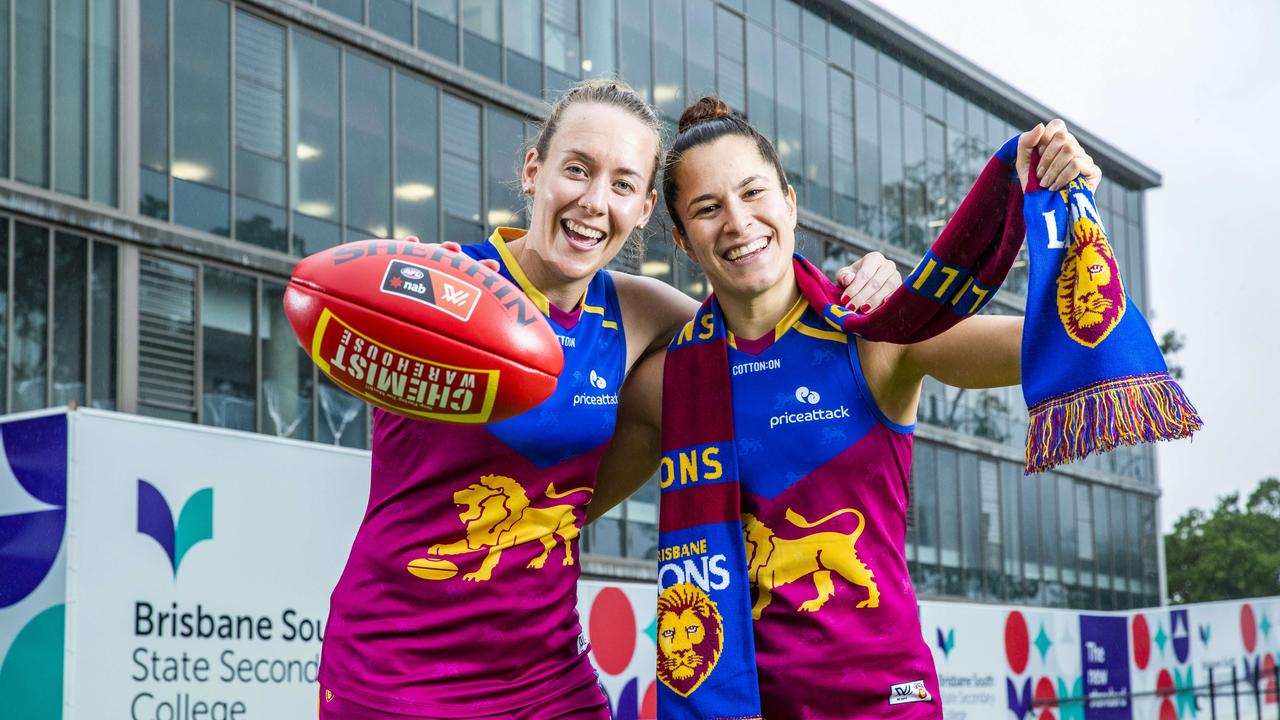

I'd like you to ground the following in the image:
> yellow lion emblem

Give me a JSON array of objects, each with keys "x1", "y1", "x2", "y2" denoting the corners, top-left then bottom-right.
[
  {"x1": 1056, "y1": 216, "x2": 1126, "y2": 348},
  {"x1": 742, "y1": 508, "x2": 879, "y2": 620},
  {"x1": 407, "y1": 474, "x2": 592, "y2": 582},
  {"x1": 656, "y1": 583, "x2": 724, "y2": 697}
]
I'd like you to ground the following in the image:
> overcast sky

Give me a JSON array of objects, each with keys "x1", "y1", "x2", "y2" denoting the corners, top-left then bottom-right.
[{"x1": 872, "y1": 0, "x2": 1280, "y2": 531}]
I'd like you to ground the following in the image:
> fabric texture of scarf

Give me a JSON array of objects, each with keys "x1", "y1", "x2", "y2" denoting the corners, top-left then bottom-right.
[
  {"x1": 656, "y1": 140, "x2": 1026, "y2": 719},
  {"x1": 1019, "y1": 154, "x2": 1201, "y2": 473}
]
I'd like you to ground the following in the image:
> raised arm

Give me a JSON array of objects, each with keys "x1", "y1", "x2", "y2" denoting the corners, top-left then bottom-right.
[{"x1": 586, "y1": 348, "x2": 664, "y2": 523}]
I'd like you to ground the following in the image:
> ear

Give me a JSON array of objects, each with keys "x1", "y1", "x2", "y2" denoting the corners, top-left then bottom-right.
[
  {"x1": 519, "y1": 148, "x2": 540, "y2": 195},
  {"x1": 636, "y1": 188, "x2": 657, "y2": 230},
  {"x1": 784, "y1": 184, "x2": 798, "y2": 227},
  {"x1": 671, "y1": 226, "x2": 698, "y2": 265}
]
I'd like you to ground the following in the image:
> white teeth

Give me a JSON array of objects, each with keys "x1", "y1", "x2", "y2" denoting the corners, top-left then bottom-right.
[
  {"x1": 564, "y1": 219, "x2": 604, "y2": 240},
  {"x1": 724, "y1": 237, "x2": 768, "y2": 261}
]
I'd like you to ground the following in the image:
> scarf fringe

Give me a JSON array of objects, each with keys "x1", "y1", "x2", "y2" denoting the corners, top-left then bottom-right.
[{"x1": 1024, "y1": 371, "x2": 1203, "y2": 474}]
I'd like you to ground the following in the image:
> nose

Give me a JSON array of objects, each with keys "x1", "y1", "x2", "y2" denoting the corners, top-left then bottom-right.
[
  {"x1": 578, "y1": 177, "x2": 609, "y2": 216},
  {"x1": 721, "y1": 196, "x2": 752, "y2": 236}
]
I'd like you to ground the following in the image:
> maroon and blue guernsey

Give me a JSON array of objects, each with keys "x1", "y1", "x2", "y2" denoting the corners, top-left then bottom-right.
[
  {"x1": 730, "y1": 300, "x2": 940, "y2": 718},
  {"x1": 319, "y1": 228, "x2": 626, "y2": 716}
]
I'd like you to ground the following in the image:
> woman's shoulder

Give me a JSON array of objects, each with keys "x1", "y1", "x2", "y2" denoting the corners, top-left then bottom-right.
[{"x1": 609, "y1": 271, "x2": 700, "y2": 365}]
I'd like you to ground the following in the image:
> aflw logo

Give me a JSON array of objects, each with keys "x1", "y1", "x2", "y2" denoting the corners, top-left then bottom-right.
[{"x1": 380, "y1": 260, "x2": 481, "y2": 322}]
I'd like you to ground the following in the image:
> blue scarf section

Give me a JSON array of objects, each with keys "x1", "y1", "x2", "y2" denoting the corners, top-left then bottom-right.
[{"x1": 1020, "y1": 167, "x2": 1202, "y2": 472}]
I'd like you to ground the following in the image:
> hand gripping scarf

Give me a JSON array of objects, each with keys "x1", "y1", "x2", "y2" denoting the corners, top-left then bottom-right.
[
  {"x1": 655, "y1": 140, "x2": 1202, "y2": 718},
  {"x1": 1019, "y1": 153, "x2": 1201, "y2": 473},
  {"x1": 655, "y1": 139, "x2": 1025, "y2": 719}
]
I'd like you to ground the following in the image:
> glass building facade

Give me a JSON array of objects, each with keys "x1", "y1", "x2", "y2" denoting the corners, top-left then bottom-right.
[{"x1": 0, "y1": 0, "x2": 1162, "y2": 610}]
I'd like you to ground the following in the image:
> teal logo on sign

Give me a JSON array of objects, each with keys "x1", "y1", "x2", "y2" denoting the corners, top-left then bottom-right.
[
  {"x1": 936, "y1": 627, "x2": 955, "y2": 658},
  {"x1": 136, "y1": 480, "x2": 213, "y2": 576}
]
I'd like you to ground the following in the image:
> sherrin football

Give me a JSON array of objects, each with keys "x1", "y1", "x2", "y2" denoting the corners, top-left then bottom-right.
[{"x1": 283, "y1": 239, "x2": 563, "y2": 424}]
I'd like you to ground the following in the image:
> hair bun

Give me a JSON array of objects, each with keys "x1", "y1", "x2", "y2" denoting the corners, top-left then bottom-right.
[{"x1": 677, "y1": 96, "x2": 734, "y2": 134}]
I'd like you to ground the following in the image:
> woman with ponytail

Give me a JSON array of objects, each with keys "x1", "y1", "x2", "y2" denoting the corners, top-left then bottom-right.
[{"x1": 318, "y1": 83, "x2": 897, "y2": 719}]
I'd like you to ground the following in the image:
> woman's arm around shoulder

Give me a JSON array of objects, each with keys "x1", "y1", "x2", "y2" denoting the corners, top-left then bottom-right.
[
  {"x1": 586, "y1": 349, "x2": 665, "y2": 523},
  {"x1": 611, "y1": 272, "x2": 699, "y2": 373}
]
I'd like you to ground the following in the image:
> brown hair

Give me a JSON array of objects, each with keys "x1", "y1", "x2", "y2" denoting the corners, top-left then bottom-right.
[
  {"x1": 530, "y1": 78, "x2": 663, "y2": 194},
  {"x1": 662, "y1": 96, "x2": 790, "y2": 237}
]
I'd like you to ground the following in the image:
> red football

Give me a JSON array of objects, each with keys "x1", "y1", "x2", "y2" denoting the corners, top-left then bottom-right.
[{"x1": 283, "y1": 239, "x2": 563, "y2": 424}]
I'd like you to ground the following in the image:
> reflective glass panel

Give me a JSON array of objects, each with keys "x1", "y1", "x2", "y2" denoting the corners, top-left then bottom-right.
[
  {"x1": 801, "y1": 8, "x2": 825, "y2": 56},
  {"x1": 774, "y1": 0, "x2": 799, "y2": 42},
  {"x1": 55, "y1": 0, "x2": 88, "y2": 197},
  {"x1": 318, "y1": 374, "x2": 367, "y2": 447},
  {"x1": 442, "y1": 95, "x2": 482, "y2": 241},
  {"x1": 52, "y1": 233, "x2": 87, "y2": 406},
  {"x1": 15, "y1": 0, "x2": 50, "y2": 187},
  {"x1": 853, "y1": 77, "x2": 879, "y2": 236},
  {"x1": 880, "y1": 92, "x2": 903, "y2": 246},
  {"x1": 618, "y1": 0, "x2": 651, "y2": 102},
  {"x1": 0, "y1": 222, "x2": 8, "y2": 410},
  {"x1": 502, "y1": 0, "x2": 541, "y2": 96},
  {"x1": 653, "y1": 0, "x2": 684, "y2": 120},
  {"x1": 291, "y1": 33, "x2": 342, "y2": 244},
  {"x1": 801, "y1": 52, "x2": 829, "y2": 215},
  {"x1": 13, "y1": 224, "x2": 49, "y2": 411},
  {"x1": 91, "y1": 0, "x2": 118, "y2": 205},
  {"x1": 581, "y1": 0, "x2": 614, "y2": 78},
  {"x1": 775, "y1": 40, "x2": 802, "y2": 182},
  {"x1": 419, "y1": 0, "x2": 459, "y2": 62},
  {"x1": 394, "y1": 72, "x2": 440, "y2": 241},
  {"x1": 260, "y1": 282, "x2": 313, "y2": 440},
  {"x1": 716, "y1": 8, "x2": 745, "y2": 112},
  {"x1": 486, "y1": 107, "x2": 524, "y2": 229},
  {"x1": 959, "y1": 453, "x2": 981, "y2": 598},
  {"x1": 345, "y1": 54, "x2": 392, "y2": 237},
  {"x1": 543, "y1": 0, "x2": 579, "y2": 94},
  {"x1": 174, "y1": 0, "x2": 229, "y2": 189},
  {"x1": 462, "y1": 0, "x2": 501, "y2": 81},
  {"x1": 318, "y1": 0, "x2": 362, "y2": 23},
  {"x1": 370, "y1": 0, "x2": 413, "y2": 45},
  {"x1": 0, "y1": 0, "x2": 8, "y2": 178},
  {"x1": 202, "y1": 268, "x2": 256, "y2": 431},
  {"x1": 90, "y1": 241, "x2": 117, "y2": 409},
  {"x1": 745, "y1": 22, "x2": 774, "y2": 139}
]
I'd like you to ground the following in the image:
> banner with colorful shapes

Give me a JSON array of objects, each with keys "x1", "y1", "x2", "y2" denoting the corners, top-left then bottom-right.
[{"x1": 578, "y1": 579, "x2": 658, "y2": 720}]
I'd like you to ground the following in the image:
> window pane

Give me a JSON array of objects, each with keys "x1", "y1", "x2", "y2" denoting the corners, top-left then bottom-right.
[
  {"x1": 902, "y1": 105, "x2": 927, "y2": 253},
  {"x1": 486, "y1": 107, "x2": 524, "y2": 229},
  {"x1": 502, "y1": 0, "x2": 541, "y2": 96},
  {"x1": 174, "y1": 0, "x2": 230, "y2": 234},
  {"x1": 1039, "y1": 472, "x2": 1060, "y2": 583},
  {"x1": 624, "y1": 476, "x2": 659, "y2": 560},
  {"x1": 442, "y1": 95, "x2": 482, "y2": 240},
  {"x1": 775, "y1": 40, "x2": 802, "y2": 183},
  {"x1": 318, "y1": 0, "x2": 362, "y2": 23},
  {"x1": 830, "y1": 68, "x2": 853, "y2": 225},
  {"x1": 879, "y1": 92, "x2": 903, "y2": 246},
  {"x1": 1092, "y1": 484, "x2": 1109, "y2": 591},
  {"x1": 394, "y1": 73, "x2": 440, "y2": 241},
  {"x1": 317, "y1": 374, "x2": 367, "y2": 447},
  {"x1": 202, "y1": 268, "x2": 256, "y2": 431},
  {"x1": 369, "y1": 0, "x2": 413, "y2": 45},
  {"x1": 801, "y1": 8, "x2": 825, "y2": 57},
  {"x1": 0, "y1": 222, "x2": 8, "y2": 410},
  {"x1": 345, "y1": 54, "x2": 392, "y2": 237},
  {"x1": 235, "y1": 13, "x2": 285, "y2": 195},
  {"x1": 1020, "y1": 465, "x2": 1040, "y2": 581},
  {"x1": 653, "y1": 0, "x2": 684, "y2": 120},
  {"x1": 683, "y1": 0, "x2": 714, "y2": 99},
  {"x1": 801, "y1": 52, "x2": 829, "y2": 215},
  {"x1": 13, "y1": 224, "x2": 50, "y2": 411},
  {"x1": 902, "y1": 64, "x2": 923, "y2": 109},
  {"x1": 936, "y1": 447, "x2": 961, "y2": 595},
  {"x1": 235, "y1": 196, "x2": 287, "y2": 252},
  {"x1": 716, "y1": 8, "x2": 745, "y2": 112},
  {"x1": 979, "y1": 460, "x2": 1002, "y2": 600},
  {"x1": 0, "y1": 0, "x2": 8, "y2": 178},
  {"x1": 745, "y1": 22, "x2": 774, "y2": 139},
  {"x1": 543, "y1": 0, "x2": 579, "y2": 94},
  {"x1": 91, "y1": 0, "x2": 118, "y2": 205},
  {"x1": 138, "y1": 257, "x2": 196, "y2": 421},
  {"x1": 912, "y1": 442, "x2": 939, "y2": 593},
  {"x1": 52, "y1": 233, "x2": 87, "y2": 406},
  {"x1": 15, "y1": 0, "x2": 50, "y2": 187},
  {"x1": 1000, "y1": 462, "x2": 1022, "y2": 598},
  {"x1": 462, "y1": 0, "x2": 501, "y2": 81},
  {"x1": 419, "y1": 0, "x2": 459, "y2": 63},
  {"x1": 854, "y1": 77, "x2": 879, "y2": 237},
  {"x1": 618, "y1": 0, "x2": 651, "y2": 102},
  {"x1": 291, "y1": 32, "x2": 342, "y2": 250},
  {"x1": 55, "y1": 0, "x2": 88, "y2": 197},
  {"x1": 1058, "y1": 476, "x2": 1077, "y2": 584},
  {"x1": 774, "y1": 0, "x2": 799, "y2": 42},
  {"x1": 261, "y1": 282, "x2": 313, "y2": 440},
  {"x1": 746, "y1": 0, "x2": 771, "y2": 24},
  {"x1": 581, "y1": 0, "x2": 614, "y2": 78},
  {"x1": 852, "y1": 36, "x2": 874, "y2": 80},
  {"x1": 90, "y1": 242, "x2": 117, "y2": 409},
  {"x1": 959, "y1": 452, "x2": 981, "y2": 599}
]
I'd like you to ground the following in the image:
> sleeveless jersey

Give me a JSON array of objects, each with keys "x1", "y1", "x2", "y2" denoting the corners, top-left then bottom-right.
[
  {"x1": 728, "y1": 300, "x2": 942, "y2": 719},
  {"x1": 319, "y1": 228, "x2": 627, "y2": 716}
]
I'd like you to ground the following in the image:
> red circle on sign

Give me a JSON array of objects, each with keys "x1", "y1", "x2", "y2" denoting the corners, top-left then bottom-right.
[
  {"x1": 1242, "y1": 604, "x2": 1258, "y2": 654},
  {"x1": 1034, "y1": 676, "x2": 1057, "y2": 708},
  {"x1": 1156, "y1": 669, "x2": 1174, "y2": 696},
  {"x1": 641, "y1": 680, "x2": 658, "y2": 719},
  {"x1": 589, "y1": 587, "x2": 636, "y2": 675},
  {"x1": 1132, "y1": 614, "x2": 1151, "y2": 670},
  {"x1": 1005, "y1": 611, "x2": 1030, "y2": 674}
]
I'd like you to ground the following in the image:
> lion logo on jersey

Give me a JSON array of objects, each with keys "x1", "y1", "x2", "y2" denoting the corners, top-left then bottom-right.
[
  {"x1": 407, "y1": 474, "x2": 592, "y2": 582},
  {"x1": 742, "y1": 508, "x2": 879, "y2": 620},
  {"x1": 1056, "y1": 217, "x2": 1126, "y2": 348},
  {"x1": 656, "y1": 583, "x2": 725, "y2": 697}
]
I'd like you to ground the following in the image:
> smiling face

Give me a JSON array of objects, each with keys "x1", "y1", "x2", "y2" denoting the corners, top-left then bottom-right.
[
  {"x1": 671, "y1": 134, "x2": 797, "y2": 303},
  {"x1": 520, "y1": 102, "x2": 658, "y2": 285}
]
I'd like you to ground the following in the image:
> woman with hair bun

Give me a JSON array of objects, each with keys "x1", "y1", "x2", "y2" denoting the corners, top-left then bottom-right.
[
  {"x1": 590, "y1": 96, "x2": 1099, "y2": 718},
  {"x1": 318, "y1": 81, "x2": 898, "y2": 719}
]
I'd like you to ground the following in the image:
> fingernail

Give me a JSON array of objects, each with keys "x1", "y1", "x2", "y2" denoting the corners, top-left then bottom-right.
[{"x1": 859, "y1": 304, "x2": 872, "y2": 314}]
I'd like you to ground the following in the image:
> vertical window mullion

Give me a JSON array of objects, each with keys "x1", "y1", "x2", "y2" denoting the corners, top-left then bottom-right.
[
  {"x1": 284, "y1": 26, "x2": 293, "y2": 253},
  {"x1": 228, "y1": 6, "x2": 237, "y2": 239},
  {"x1": 338, "y1": 47, "x2": 346, "y2": 244},
  {"x1": 193, "y1": 265, "x2": 203, "y2": 424},
  {"x1": 4, "y1": 218, "x2": 11, "y2": 412},
  {"x1": 45, "y1": 227, "x2": 54, "y2": 407},
  {"x1": 84, "y1": 240, "x2": 94, "y2": 406}
]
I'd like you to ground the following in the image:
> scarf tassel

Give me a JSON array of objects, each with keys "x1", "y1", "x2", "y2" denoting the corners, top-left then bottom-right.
[{"x1": 1024, "y1": 371, "x2": 1204, "y2": 474}]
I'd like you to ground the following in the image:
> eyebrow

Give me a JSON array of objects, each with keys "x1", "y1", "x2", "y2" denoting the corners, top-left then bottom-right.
[
  {"x1": 686, "y1": 175, "x2": 765, "y2": 212},
  {"x1": 564, "y1": 148, "x2": 643, "y2": 179}
]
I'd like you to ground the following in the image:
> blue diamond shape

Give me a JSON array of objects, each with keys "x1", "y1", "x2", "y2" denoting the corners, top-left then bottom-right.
[
  {"x1": 1034, "y1": 624, "x2": 1052, "y2": 661},
  {"x1": 1261, "y1": 613, "x2": 1272, "y2": 640},
  {"x1": 1154, "y1": 625, "x2": 1168, "y2": 656}
]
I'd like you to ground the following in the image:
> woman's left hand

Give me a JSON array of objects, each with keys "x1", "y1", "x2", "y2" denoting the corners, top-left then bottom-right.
[
  {"x1": 1017, "y1": 118, "x2": 1102, "y2": 193},
  {"x1": 836, "y1": 251, "x2": 902, "y2": 313}
]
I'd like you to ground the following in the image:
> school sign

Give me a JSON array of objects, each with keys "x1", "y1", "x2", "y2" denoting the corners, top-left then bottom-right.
[{"x1": 1, "y1": 408, "x2": 1276, "y2": 719}]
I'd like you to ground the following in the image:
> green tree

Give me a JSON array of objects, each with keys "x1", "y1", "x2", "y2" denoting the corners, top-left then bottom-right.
[{"x1": 1165, "y1": 477, "x2": 1280, "y2": 603}]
